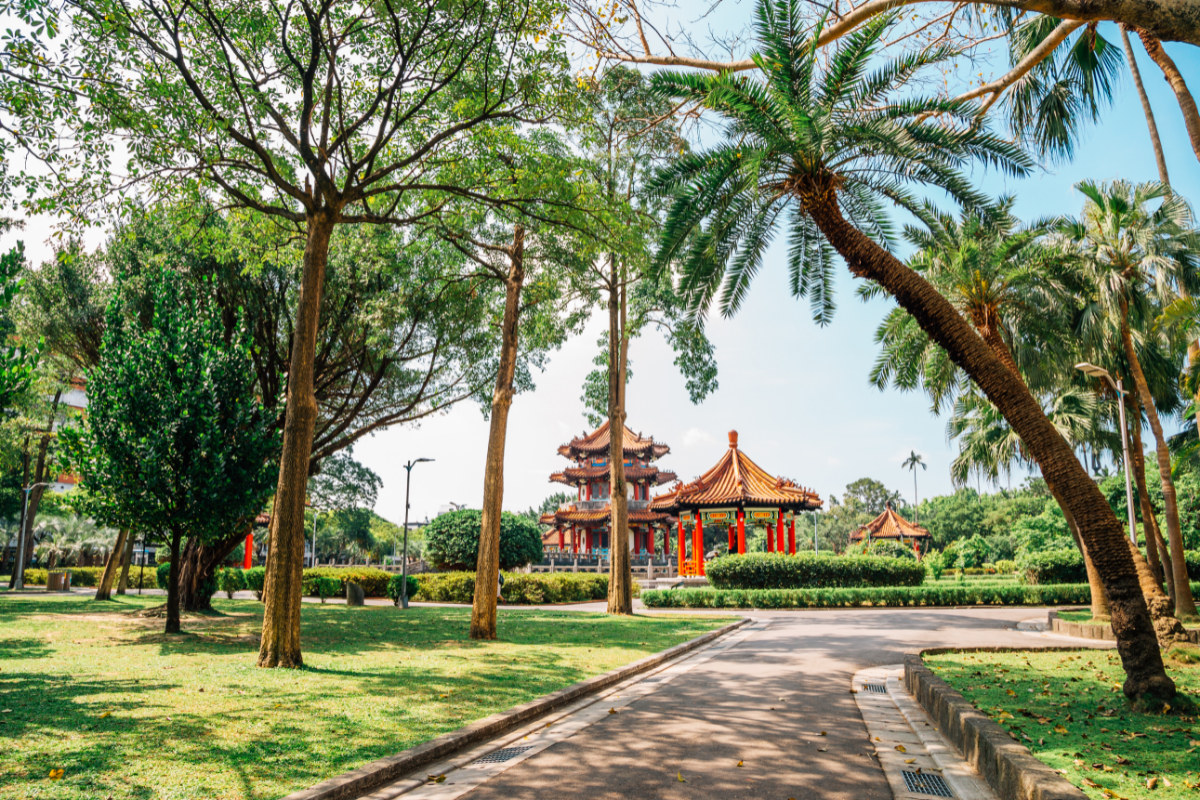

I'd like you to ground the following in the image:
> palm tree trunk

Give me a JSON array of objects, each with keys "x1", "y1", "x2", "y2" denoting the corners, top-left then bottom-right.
[
  {"x1": 95, "y1": 528, "x2": 129, "y2": 601},
  {"x1": 1136, "y1": 30, "x2": 1200, "y2": 167},
  {"x1": 1127, "y1": 391, "x2": 1171, "y2": 594},
  {"x1": 1064, "y1": 506, "x2": 1110, "y2": 620},
  {"x1": 259, "y1": 210, "x2": 335, "y2": 668},
  {"x1": 471, "y1": 226, "x2": 526, "y2": 640},
  {"x1": 116, "y1": 533, "x2": 135, "y2": 594},
  {"x1": 1119, "y1": 313, "x2": 1199, "y2": 618},
  {"x1": 804, "y1": 188, "x2": 1174, "y2": 701},
  {"x1": 607, "y1": 256, "x2": 634, "y2": 615},
  {"x1": 1122, "y1": 26, "x2": 1172, "y2": 184}
]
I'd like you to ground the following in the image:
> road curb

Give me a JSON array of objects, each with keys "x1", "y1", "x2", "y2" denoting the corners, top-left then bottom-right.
[
  {"x1": 279, "y1": 616, "x2": 750, "y2": 800},
  {"x1": 1047, "y1": 610, "x2": 1200, "y2": 644},
  {"x1": 904, "y1": 649, "x2": 1086, "y2": 800}
]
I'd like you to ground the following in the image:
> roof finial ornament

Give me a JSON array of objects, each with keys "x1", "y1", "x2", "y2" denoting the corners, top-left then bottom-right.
[{"x1": 729, "y1": 430, "x2": 738, "y2": 449}]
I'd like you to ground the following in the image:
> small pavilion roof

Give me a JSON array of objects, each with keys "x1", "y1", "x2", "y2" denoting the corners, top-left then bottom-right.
[
  {"x1": 550, "y1": 465, "x2": 677, "y2": 486},
  {"x1": 849, "y1": 505, "x2": 931, "y2": 541},
  {"x1": 539, "y1": 506, "x2": 671, "y2": 526},
  {"x1": 653, "y1": 430, "x2": 822, "y2": 512},
  {"x1": 557, "y1": 421, "x2": 670, "y2": 460}
]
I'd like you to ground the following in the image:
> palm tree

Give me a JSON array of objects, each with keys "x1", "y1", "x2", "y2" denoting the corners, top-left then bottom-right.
[
  {"x1": 1059, "y1": 179, "x2": 1200, "y2": 619},
  {"x1": 900, "y1": 451, "x2": 926, "y2": 521},
  {"x1": 651, "y1": 0, "x2": 1174, "y2": 701}
]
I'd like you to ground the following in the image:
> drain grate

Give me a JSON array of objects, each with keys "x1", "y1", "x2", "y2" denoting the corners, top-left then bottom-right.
[
  {"x1": 902, "y1": 770, "x2": 954, "y2": 798},
  {"x1": 861, "y1": 682, "x2": 888, "y2": 694},
  {"x1": 472, "y1": 746, "x2": 534, "y2": 765}
]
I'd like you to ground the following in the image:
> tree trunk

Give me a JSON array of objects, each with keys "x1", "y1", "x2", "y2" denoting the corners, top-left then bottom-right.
[
  {"x1": 259, "y1": 211, "x2": 335, "y2": 668},
  {"x1": 1137, "y1": 30, "x2": 1200, "y2": 166},
  {"x1": 116, "y1": 532, "x2": 135, "y2": 594},
  {"x1": 1128, "y1": 392, "x2": 1170, "y2": 594},
  {"x1": 1065, "y1": 506, "x2": 1110, "y2": 620},
  {"x1": 470, "y1": 226, "x2": 526, "y2": 641},
  {"x1": 1120, "y1": 314, "x2": 1199, "y2": 618},
  {"x1": 178, "y1": 526, "x2": 250, "y2": 611},
  {"x1": 95, "y1": 528, "x2": 129, "y2": 601},
  {"x1": 607, "y1": 257, "x2": 634, "y2": 615},
  {"x1": 166, "y1": 529, "x2": 183, "y2": 634},
  {"x1": 1121, "y1": 26, "x2": 1172, "y2": 183},
  {"x1": 803, "y1": 187, "x2": 1173, "y2": 702}
]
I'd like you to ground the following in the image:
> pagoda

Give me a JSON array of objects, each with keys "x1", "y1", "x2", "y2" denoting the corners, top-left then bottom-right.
[
  {"x1": 850, "y1": 503, "x2": 931, "y2": 555},
  {"x1": 539, "y1": 422, "x2": 678, "y2": 556},
  {"x1": 653, "y1": 430, "x2": 823, "y2": 576}
]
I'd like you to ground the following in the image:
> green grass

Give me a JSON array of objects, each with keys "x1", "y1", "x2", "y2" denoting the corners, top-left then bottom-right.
[
  {"x1": 928, "y1": 573, "x2": 1021, "y2": 586},
  {"x1": 0, "y1": 594, "x2": 732, "y2": 800},
  {"x1": 926, "y1": 649, "x2": 1200, "y2": 799}
]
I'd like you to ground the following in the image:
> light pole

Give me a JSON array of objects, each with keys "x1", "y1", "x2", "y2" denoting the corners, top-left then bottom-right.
[
  {"x1": 1076, "y1": 362, "x2": 1137, "y2": 544},
  {"x1": 399, "y1": 457, "x2": 434, "y2": 609},
  {"x1": 12, "y1": 481, "x2": 51, "y2": 590}
]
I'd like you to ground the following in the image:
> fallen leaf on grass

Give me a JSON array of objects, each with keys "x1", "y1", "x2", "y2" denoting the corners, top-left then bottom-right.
[
  {"x1": 1054, "y1": 725, "x2": 1068, "y2": 734},
  {"x1": 48, "y1": 769, "x2": 64, "y2": 781},
  {"x1": 677, "y1": 772, "x2": 686, "y2": 783},
  {"x1": 1147, "y1": 777, "x2": 1159, "y2": 790},
  {"x1": 99, "y1": 711, "x2": 111, "y2": 719}
]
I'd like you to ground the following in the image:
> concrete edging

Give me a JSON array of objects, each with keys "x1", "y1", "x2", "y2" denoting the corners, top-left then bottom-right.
[
  {"x1": 280, "y1": 616, "x2": 750, "y2": 800},
  {"x1": 1047, "y1": 610, "x2": 1200, "y2": 644},
  {"x1": 904, "y1": 648, "x2": 1087, "y2": 800}
]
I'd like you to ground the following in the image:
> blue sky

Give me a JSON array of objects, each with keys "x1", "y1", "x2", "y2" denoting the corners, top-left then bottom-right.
[{"x1": 355, "y1": 18, "x2": 1200, "y2": 525}]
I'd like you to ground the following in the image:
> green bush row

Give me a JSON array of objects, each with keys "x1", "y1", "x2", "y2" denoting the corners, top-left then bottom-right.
[
  {"x1": 385, "y1": 574, "x2": 420, "y2": 604},
  {"x1": 20, "y1": 566, "x2": 157, "y2": 589},
  {"x1": 640, "y1": 582, "x2": 1097, "y2": 609},
  {"x1": 302, "y1": 567, "x2": 391, "y2": 597},
  {"x1": 412, "y1": 571, "x2": 613, "y2": 604},
  {"x1": 704, "y1": 553, "x2": 926, "y2": 590}
]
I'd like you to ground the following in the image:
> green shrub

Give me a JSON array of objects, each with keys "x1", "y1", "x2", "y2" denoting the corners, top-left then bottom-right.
[
  {"x1": 215, "y1": 567, "x2": 246, "y2": 599},
  {"x1": 1019, "y1": 548, "x2": 1085, "y2": 584},
  {"x1": 302, "y1": 567, "x2": 390, "y2": 597},
  {"x1": 244, "y1": 566, "x2": 266, "y2": 600},
  {"x1": 302, "y1": 574, "x2": 343, "y2": 602},
  {"x1": 18, "y1": 566, "x2": 154, "y2": 589},
  {"x1": 385, "y1": 574, "x2": 420, "y2": 605},
  {"x1": 923, "y1": 550, "x2": 948, "y2": 580},
  {"x1": 993, "y1": 559, "x2": 1017, "y2": 574},
  {"x1": 424, "y1": 509, "x2": 544, "y2": 571},
  {"x1": 156, "y1": 563, "x2": 171, "y2": 590},
  {"x1": 640, "y1": 582, "x2": 1098, "y2": 609},
  {"x1": 704, "y1": 553, "x2": 925, "y2": 590},
  {"x1": 1186, "y1": 551, "x2": 1199, "y2": 581},
  {"x1": 412, "y1": 571, "x2": 610, "y2": 604}
]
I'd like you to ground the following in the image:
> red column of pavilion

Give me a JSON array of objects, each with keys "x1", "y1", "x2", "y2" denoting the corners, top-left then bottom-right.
[
  {"x1": 693, "y1": 514, "x2": 705, "y2": 576},
  {"x1": 766, "y1": 519, "x2": 774, "y2": 553},
  {"x1": 737, "y1": 508, "x2": 746, "y2": 555},
  {"x1": 727, "y1": 524, "x2": 735, "y2": 554},
  {"x1": 677, "y1": 516, "x2": 686, "y2": 574},
  {"x1": 787, "y1": 516, "x2": 796, "y2": 555},
  {"x1": 777, "y1": 509, "x2": 785, "y2": 553}
]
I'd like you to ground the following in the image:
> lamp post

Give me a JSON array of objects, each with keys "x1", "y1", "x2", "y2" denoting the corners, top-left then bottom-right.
[
  {"x1": 399, "y1": 457, "x2": 434, "y2": 609},
  {"x1": 12, "y1": 481, "x2": 50, "y2": 590},
  {"x1": 1076, "y1": 362, "x2": 1137, "y2": 544}
]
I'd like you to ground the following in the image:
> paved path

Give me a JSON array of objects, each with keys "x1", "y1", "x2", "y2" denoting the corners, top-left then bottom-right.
[{"x1": 353, "y1": 607, "x2": 1107, "y2": 800}]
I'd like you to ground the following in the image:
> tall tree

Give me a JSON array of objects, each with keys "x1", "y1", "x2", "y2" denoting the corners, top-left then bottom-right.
[
  {"x1": 652, "y1": 1, "x2": 1174, "y2": 702},
  {"x1": 63, "y1": 266, "x2": 277, "y2": 633},
  {"x1": 901, "y1": 451, "x2": 926, "y2": 520}
]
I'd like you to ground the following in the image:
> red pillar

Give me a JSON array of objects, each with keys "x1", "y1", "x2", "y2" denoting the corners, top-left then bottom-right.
[
  {"x1": 737, "y1": 508, "x2": 746, "y2": 556},
  {"x1": 777, "y1": 510, "x2": 785, "y2": 553},
  {"x1": 727, "y1": 524, "x2": 735, "y2": 554},
  {"x1": 766, "y1": 517, "x2": 774, "y2": 553},
  {"x1": 787, "y1": 517, "x2": 796, "y2": 555},
  {"x1": 694, "y1": 516, "x2": 705, "y2": 576},
  {"x1": 677, "y1": 517, "x2": 686, "y2": 571},
  {"x1": 572, "y1": 526, "x2": 578, "y2": 555},
  {"x1": 586, "y1": 528, "x2": 593, "y2": 554},
  {"x1": 663, "y1": 525, "x2": 670, "y2": 555},
  {"x1": 243, "y1": 532, "x2": 253, "y2": 569},
  {"x1": 558, "y1": 528, "x2": 565, "y2": 552}
]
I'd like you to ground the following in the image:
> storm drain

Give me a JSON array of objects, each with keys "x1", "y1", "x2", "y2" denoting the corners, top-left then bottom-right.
[
  {"x1": 471, "y1": 746, "x2": 534, "y2": 765},
  {"x1": 902, "y1": 770, "x2": 954, "y2": 797},
  {"x1": 861, "y1": 682, "x2": 888, "y2": 694}
]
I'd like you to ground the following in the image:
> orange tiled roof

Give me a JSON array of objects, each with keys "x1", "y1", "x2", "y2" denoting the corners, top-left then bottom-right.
[
  {"x1": 849, "y1": 505, "x2": 930, "y2": 541},
  {"x1": 653, "y1": 430, "x2": 822, "y2": 511},
  {"x1": 541, "y1": 505, "x2": 671, "y2": 525},
  {"x1": 551, "y1": 465, "x2": 677, "y2": 486},
  {"x1": 557, "y1": 421, "x2": 670, "y2": 459}
]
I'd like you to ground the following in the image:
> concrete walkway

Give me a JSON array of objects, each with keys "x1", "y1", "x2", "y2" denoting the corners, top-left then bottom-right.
[{"x1": 347, "y1": 607, "x2": 1107, "y2": 800}]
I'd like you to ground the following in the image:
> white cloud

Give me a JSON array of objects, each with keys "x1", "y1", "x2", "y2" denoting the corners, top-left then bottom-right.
[{"x1": 682, "y1": 427, "x2": 719, "y2": 448}]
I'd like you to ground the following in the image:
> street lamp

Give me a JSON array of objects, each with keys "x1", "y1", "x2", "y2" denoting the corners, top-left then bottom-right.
[
  {"x1": 12, "y1": 481, "x2": 51, "y2": 590},
  {"x1": 399, "y1": 457, "x2": 434, "y2": 609},
  {"x1": 1076, "y1": 362, "x2": 1137, "y2": 544}
]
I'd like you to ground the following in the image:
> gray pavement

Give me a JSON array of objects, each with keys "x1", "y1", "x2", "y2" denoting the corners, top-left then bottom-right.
[{"x1": 378, "y1": 607, "x2": 1103, "y2": 800}]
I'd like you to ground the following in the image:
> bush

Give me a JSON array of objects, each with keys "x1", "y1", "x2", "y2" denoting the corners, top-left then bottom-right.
[
  {"x1": 385, "y1": 574, "x2": 420, "y2": 605},
  {"x1": 302, "y1": 574, "x2": 342, "y2": 602},
  {"x1": 412, "y1": 571, "x2": 610, "y2": 604},
  {"x1": 1019, "y1": 548, "x2": 1085, "y2": 585},
  {"x1": 18, "y1": 566, "x2": 157, "y2": 589},
  {"x1": 424, "y1": 509, "x2": 544, "y2": 571},
  {"x1": 244, "y1": 566, "x2": 266, "y2": 600},
  {"x1": 1187, "y1": 551, "x2": 1199, "y2": 581},
  {"x1": 215, "y1": 567, "x2": 246, "y2": 599},
  {"x1": 302, "y1": 567, "x2": 390, "y2": 597},
  {"x1": 640, "y1": 582, "x2": 1097, "y2": 609},
  {"x1": 923, "y1": 550, "x2": 948, "y2": 580},
  {"x1": 704, "y1": 553, "x2": 925, "y2": 590},
  {"x1": 993, "y1": 559, "x2": 1017, "y2": 574},
  {"x1": 156, "y1": 563, "x2": 171, "y2": 590}
]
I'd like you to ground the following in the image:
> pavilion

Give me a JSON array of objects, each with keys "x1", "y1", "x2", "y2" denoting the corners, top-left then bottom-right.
[
  {"x1": 539, "y1": 421, "x2": 677, "y2": 556},
  {"x1": 849, "y1": 504, "x2": 932, "y2": 556},
  {"x1": 652, "y1": 430, "x2": 822, "y2": 576}
]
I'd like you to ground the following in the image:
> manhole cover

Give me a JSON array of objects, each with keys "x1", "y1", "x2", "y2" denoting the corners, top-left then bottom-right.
[
  {"x1": 861, "y1": 682, "x2": 888, "y2": 693},
  {"x1": 472, "y1": 745, "x2": 534, "y2": 765},
  {"x1": 902, "y1": 770, "x2": 954, "y2": 797}
]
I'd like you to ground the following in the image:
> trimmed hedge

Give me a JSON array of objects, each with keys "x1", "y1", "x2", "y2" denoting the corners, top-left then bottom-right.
[
  {"x1": 640, "y1": 583, "x2": 1098, "y2": 609},
  {"x1": 704, "y1": 553, "x2": 925, "y2": 590},
  {"x1": 302, "y1": 574, "x2": 343, "y2": 602},
  {"x1": 244, "y1": 567, "x2": 266, "y2": 600},
  {"x1": 20, "y1": 566, "x2": 157, "y2": 589},
  {"x1": 215, "y1": 567, "x2": 246, "y2": 598},
  {"x1": 413, "y1": 571, "x2": 612, "y2": 604},
  {"x1": 1019, "y1": 548, "x2": 1085, "y2": 584},
  {"x1": 385, "y1": 574, "x2": 420, "y2": 604},
  {"x1": 302, "y1": 567, "x2": 390, "y2": 597}
]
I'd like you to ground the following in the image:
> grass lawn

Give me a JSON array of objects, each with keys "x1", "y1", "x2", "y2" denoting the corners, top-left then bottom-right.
[
  {"x1": 926, "y1": 648, "x2": 1200, "y2": 800},
  {"x1": 0, "y1": 594, "x2": 732, "y2": 800}
]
